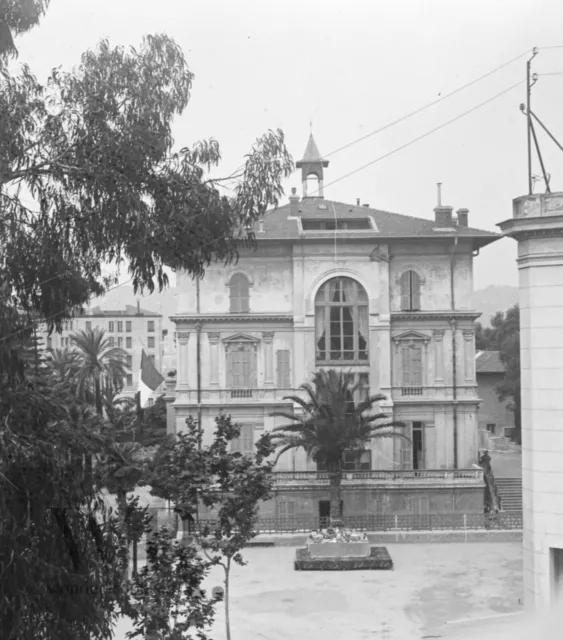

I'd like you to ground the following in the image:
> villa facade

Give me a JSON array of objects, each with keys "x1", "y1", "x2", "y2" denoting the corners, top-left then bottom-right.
[{"x1": 169, "y1": 136, "x2": 500, "y2": 519}]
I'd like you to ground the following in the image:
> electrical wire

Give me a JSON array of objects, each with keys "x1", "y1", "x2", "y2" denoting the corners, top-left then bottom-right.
[
  {"x1": 323, "y1": 49, "x2": 531, "y2": 160},
  {"x1": 315, "y1": 80, "x2": 524, "y2": 195}
]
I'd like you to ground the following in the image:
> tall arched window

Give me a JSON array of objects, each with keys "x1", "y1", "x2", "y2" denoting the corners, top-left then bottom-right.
[
  {"x1": 400, "y1": 270, "x2": 421, "y2": 311},
  {"x1": 229, "y1": 273, "x2": 250, "y2": 313},
  {"x1": 315, "y1": 277, "x2": 368, "y2": 362}
]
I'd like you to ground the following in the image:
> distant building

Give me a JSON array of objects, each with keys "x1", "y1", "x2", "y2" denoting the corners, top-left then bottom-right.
[
  {"x1": 43, "y1": 302, "x2": 165, "y2": 401},
  {"x1": 475, "y1": 350, "x2": 515, "y2": 442}
]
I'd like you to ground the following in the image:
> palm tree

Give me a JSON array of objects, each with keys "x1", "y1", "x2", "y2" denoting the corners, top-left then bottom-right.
[
  {"x1": 69, "y1": 327, "x2": 129, "y2": 416},
  {"x1": 270, "y1": 369, "x2": 408, "y2": 523},
  {"x1": 95, "y1": 440, "x2": 145, "y2": 580},
  {"x1": 46, "y1": 347, "x2": 81, "y2": 386}
]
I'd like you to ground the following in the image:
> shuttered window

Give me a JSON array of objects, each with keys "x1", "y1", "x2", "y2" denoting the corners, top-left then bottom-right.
[
  {"x1": 229, "y1": 274, "x2": 250, "y2": 313},
  {"x1": 227, "y1": 346, "x2": 256, "y2": 388},
  {"x1": 399, "y1": 270, "x2": 421, "y2": 311},
  {"x1": 276, "y1": 350, "x2": 291, "y2": 387},
  {"x1": 277, "y1": 500, "x2": 296, "y2": 519},
  {"x1": 401, "y1": 345, "x2": 423, "y2": 386},
  {"x1": 231, "y1": 424, "x2": 255, "y2": 455}
]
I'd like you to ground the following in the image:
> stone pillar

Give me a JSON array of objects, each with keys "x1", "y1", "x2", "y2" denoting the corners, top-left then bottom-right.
[
  {"x1": 176, "y1": 332, "x2": 190, "y2": 390},
  {"x1": 433, "y1": 329, "x2": 445, "y2": 385},
  {"x1": 463, "y1": 330, "x2": 475, "y2": 382},
  {"x1": 208, "y1": 332, "x2": 220, "y2": 385},
  {"x1": 262, "y1": 332, "x2": 274, "y2": 385},
  {"x1": 498, "y1": 192, "x2": 563, "y2": 611}
]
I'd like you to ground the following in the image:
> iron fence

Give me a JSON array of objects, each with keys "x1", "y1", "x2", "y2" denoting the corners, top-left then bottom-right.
[{"x1": 152, "y1": 511, "x2": 523, "y2": 535}]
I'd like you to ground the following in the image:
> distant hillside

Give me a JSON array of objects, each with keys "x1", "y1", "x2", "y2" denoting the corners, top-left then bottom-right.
[{"x1": 473, "y1": 285, "x2": 519, "y2": 325}]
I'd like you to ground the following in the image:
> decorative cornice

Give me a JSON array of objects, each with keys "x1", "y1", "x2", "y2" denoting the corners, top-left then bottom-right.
[
  {"x1": 391, "y1": 310, "x2": 481, "y2": 321},
  {"x1": 172, "y1": 314, "x2": 293, "y2": 324}
]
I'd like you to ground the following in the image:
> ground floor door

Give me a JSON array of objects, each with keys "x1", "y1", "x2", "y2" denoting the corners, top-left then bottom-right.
[
  {"x1": 319, "y1": 500, "x2": 343, "y2": 521},
  {"x1": 398, "y1": 421, "x2": 425, "y2": 470}
]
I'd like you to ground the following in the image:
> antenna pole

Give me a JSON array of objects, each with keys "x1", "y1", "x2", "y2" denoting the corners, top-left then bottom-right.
[{"x1": 526, "y1": 48, "x2": 538, "y2": 195}]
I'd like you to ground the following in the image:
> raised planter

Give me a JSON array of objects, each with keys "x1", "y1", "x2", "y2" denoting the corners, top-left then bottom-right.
[{"x1": 294, "y1": 546, "x2": 393, "y2": 571}]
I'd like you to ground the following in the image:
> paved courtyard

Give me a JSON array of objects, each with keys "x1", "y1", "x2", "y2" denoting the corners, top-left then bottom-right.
[{"x1": 113, "y1": 542, "x2": 522, "y2": 639}]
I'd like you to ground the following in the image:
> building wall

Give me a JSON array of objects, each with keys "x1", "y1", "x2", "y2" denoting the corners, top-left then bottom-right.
[
  {"x1": 42, "y1": 311, "x2": 164, "y2": 399},
  {"x1": 518, "y1": 227, "x2": 563, "y2": 610},
  {"x1": 476, "y1": 372, "x2": 515, "y2": 435},
  {"x1": 173, "y1": 233, "x2": 481, "y2": 478}
]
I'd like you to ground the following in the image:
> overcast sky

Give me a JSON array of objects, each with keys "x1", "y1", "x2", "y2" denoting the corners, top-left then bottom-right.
[{"x1": 14, "y1": 0, "x2": 563, "y2": 289}]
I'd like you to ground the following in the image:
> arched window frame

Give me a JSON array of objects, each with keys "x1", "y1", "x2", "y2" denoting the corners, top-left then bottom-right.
[
  {"x1": 398, "y1": 269, "x2": 424, "y2": 311},
  {"x1": 314, "y1": 276, "x2": 369, "y2": 364},
  {"x1": 228, "y1": 272, "x2": 251, "y2": 313}
]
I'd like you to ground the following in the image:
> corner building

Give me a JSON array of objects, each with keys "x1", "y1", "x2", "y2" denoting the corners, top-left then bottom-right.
[{"x1": 171, "y1": 136, "x2": 500, "y2": 520}]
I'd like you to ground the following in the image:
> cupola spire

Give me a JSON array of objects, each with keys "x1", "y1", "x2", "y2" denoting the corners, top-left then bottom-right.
[{"x1": 296, "y1": 133, "x2": 329, "y2": 198}]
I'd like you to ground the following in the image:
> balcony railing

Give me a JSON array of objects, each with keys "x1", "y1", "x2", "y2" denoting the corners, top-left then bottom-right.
[
  {"x1": 230, "y1": 389, "x2": 253, "y2": 399},
  {"x1": 273, "y1": 468, "x2": 483, "y2": 484},
  {"x1": 401, "y1": 386, "x2": 423, "y2": 396}
]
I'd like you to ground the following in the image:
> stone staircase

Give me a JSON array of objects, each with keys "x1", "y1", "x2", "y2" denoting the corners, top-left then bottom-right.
[{"x1": 496, "y1": 477, "x2": 523, "y2": 512}]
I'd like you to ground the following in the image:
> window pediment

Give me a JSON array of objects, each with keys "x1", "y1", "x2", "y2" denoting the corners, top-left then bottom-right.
[
  {"x1": 223, "y1": 333, "x2": 260, "y2": 352},
  {"x1": 392, "y1": 330, "x2": 430, "y2": 344}
]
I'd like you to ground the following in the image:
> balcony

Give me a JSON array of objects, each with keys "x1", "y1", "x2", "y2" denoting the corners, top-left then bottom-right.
[
  {"x1": 230, "y1": 389, "x2": 253, "y2": 399},
  {"x1": 391, "y1": 385, "x2": 478, "y2": 402},
  {"x1": 273, "y1": 468, "x2": 483, "y2": 487},
  {"x1": 173, "y1": 387, "x2": 296, "y2": 405}
]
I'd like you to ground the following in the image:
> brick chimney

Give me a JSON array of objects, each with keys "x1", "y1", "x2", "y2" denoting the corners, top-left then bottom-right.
[
  {"x1": 289, "y1": 187, "x2": 299, "y2": 215},
  {"x1": 434, "y1": 206, "x2": 454, "y2": 227},
  {"x1": 456, "y1": 208, "x2": 469, "y2": 227}
]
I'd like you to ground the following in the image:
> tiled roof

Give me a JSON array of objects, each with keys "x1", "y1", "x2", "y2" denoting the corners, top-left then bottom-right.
[
  {"x1": 257, "y1": 198, "x2": 500, "y2": 249},
  {"x1": 475, "y1": 350, "x2": 505, "y2": 373},
  {"x1": 88, "y1": 304, "x2": 160, "y2": 317}
]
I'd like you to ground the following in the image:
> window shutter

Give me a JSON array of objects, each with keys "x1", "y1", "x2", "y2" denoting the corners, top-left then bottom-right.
[
  {"x1": 412, "y1": 346, "x2": 423, "y2": 386},
  {"x1": 226, "y1": 350, "x2": 234, "y2": 387},
  {"x1": 401, "y1": 347, "x2": 412, "y2": 386},
  {"x1": 276, "y1": 350, "x2": 290, "y2": 387},
  {"x1": 399, "y1": 272, "x2": 411, "y2": 310},
  {"x1": 410, "y1": 271, "x2": 421, "y2": 310},
  {"x1": 242, "y1": 424, "x2": 254, "y2": 455}
]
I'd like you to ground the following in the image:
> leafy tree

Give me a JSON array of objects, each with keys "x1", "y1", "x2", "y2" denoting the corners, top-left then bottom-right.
[
  {"x1": 270, "y1": 369, "x2": 407, "y2": 521},
  {"x1": 70, "y1": 327, "x2": 128, "y2": 416},
  {"x1": 0, "y1": 0, "x2": 50, "y2": 59},
  {"x1": 475, "y1": 306, "x2": 521, "y2": 444},
  {"x1": 475, "y1": 310, "x2": 510, "y2": 351},
  {"x1": 495, "y1": 305, "x2": 521, "y2": 444},
  {"x1": 1, "y1": 6, "x2": 291, "y2": 639},
  {"x1": 0, "y1": 370, "x2": 125, "y2": 640},
  {"x1": 126, "y1": 524, "x2": 218, "y2": 640},
  {"x1": 146, "y1": 414, "x2": 275, "y2": 640}
]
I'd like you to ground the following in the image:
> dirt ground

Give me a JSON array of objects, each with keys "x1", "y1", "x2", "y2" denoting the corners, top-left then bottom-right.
[{"x1": 112, "y1": 542, "x2": 522, "y2": 640}]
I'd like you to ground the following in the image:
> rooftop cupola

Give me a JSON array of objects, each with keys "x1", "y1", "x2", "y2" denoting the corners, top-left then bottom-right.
[{"x1": 296, "y1": 133, "x2": 329, "y2": 198}]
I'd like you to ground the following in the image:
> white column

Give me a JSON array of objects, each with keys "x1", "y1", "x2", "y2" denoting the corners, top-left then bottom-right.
[
  {"x1": 433, "y1": 329, "x2": 445, "y2": 384},
  {"x1": 208, "y1": 332, "x2": 220, "y2": 385},
  {"x1": 176, "y1": 332, "x2": 190, "y2": 390},
  {"x1": 262, "y1": 332, "x2": 274, "y2": 385}
]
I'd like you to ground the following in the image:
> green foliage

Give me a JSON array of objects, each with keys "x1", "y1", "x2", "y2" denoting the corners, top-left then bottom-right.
[
  {"x1": 271, "y1": 369, "x2": 407, "y2": 520},
  {"x1": 0, "y1": 373, "x2": 125, "y2": 640},
  {"x1": 146, "y1": 414, "x2": 275, "y2": 640},
  {"x1": 475, "y1": 305, "x2": 521, "y2": 443},
  {"x1": 126, "y1": 525, "x2": 218, "y2": 640},
  {"x1": 0, "y1": 0, "x2": 50, "y2": 59}
]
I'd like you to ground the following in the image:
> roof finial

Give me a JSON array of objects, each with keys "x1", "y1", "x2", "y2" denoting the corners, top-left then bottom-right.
[{"x1": 309, "y1": 119, "x2": 313, "y2": 134}]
